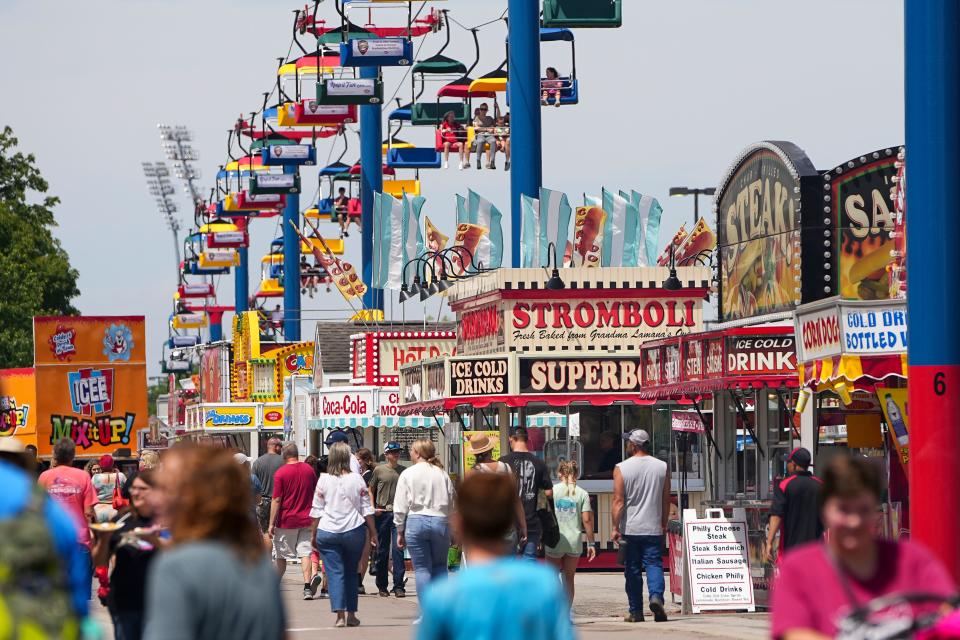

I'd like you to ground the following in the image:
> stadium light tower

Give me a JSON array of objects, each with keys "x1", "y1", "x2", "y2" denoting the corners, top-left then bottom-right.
[
  {"x1": 158, "y1": 124, "x2": 203, "y2": 208},
  {"x1": 142, "y1": 161, "x2": 183, "y2": 282}
]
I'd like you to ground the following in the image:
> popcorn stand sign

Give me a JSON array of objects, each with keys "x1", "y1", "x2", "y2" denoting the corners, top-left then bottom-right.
[{"x1": 34, "y1": 316, "x2": 148, "y2": 458}]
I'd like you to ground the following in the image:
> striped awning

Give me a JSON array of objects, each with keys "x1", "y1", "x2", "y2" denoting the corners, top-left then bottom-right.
[
  {"x1": 307, "y1": 415, "x2": 443, "y2": 430},
  {"x1": 511, "y1": 413, "x2": 569, "y2": 428},
  {"x1": 800, "y1": 354, "x2": 908, "y2": 391}
]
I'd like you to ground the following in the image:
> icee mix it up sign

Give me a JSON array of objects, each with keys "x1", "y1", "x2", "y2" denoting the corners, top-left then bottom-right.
[{"x1": 34, "y1": 316, "x2": 148, "y2": 457}]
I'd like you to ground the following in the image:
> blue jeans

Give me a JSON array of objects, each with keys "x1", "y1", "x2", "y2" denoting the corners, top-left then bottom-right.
[
  {"x1": 404, "y1": 515, "x2": 449, "y2": 599},
  {"x1": 518, "y1": 529, "x2": 541, "y2": 560},
  {"x1": 374, "y1": 512, "x2": 405, "y2": 592},
  {"x1": 315, "y1": 525, "x2": 367, "y2": 612},
  {"x1": 110, "y1": 609, "x2": 144, "y2": 640},
  {"x1": 623, "y1": 534, "x2": 665, "y2": 614}
]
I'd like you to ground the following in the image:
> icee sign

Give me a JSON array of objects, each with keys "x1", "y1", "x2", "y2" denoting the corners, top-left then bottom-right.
[{"x1": 683, "y1": 509, "x2": 755, "y2": 613}]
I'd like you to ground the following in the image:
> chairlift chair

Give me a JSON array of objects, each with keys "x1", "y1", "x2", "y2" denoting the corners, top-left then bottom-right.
[
  {"x1": 506, "y1": 28, "x2": 579, "y2": 106},
  {"x1": 541, "y1": 0, "x2": 622, "y2": 28}
]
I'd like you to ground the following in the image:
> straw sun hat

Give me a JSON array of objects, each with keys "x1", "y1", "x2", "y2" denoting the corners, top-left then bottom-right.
[{"x1": 465, "y1": 432, "x2": 497, "y2": 456}]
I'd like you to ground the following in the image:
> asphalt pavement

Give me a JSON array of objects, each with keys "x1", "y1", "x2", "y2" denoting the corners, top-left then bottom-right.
[{"x1": 91, "y1": 566, "x2": 769, "y2": 638}]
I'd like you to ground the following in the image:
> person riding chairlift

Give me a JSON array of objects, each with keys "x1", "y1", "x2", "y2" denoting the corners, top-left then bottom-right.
[
  {"x1": 439, "y1": 110, "x2": 469, "y2": 170},
  {"x1": 541, "y1": 67, "x2": 563, "y2": 107}
]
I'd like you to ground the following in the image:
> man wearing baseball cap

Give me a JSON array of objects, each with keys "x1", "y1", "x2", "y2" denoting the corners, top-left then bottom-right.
[
  {"x1": 612, "y1": 429, "x2": 670, "y2": 623},
  {"x1": 764, "y1": 447, "x2": 823, "y2": 563},
  {"x1": 368, "y1": 441, "x2": 408, "y2": 597}
]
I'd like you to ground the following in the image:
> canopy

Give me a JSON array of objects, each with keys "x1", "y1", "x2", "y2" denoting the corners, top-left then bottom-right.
[
  {"x1": 308, "y1": 415, "x2": 442, "y2": 429},
  {"x1": 800, "y1": 354, "x2": 908, "y2": 392},
  {"x1": 469, "y1": 68, "x2": 508, "y2": 94},
  {"x1": 319, "y1": 161, "x2": 353, "y2": 176},
  {"x1": 412, "y1": 54, "x2": 467, "y2": 75},
  {"x1": 438, "y1": 76, "x2": 497, "y2": 99}
]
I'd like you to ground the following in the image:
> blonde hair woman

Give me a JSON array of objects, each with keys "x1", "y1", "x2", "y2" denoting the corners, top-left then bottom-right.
[
  {"x1": 393, "y1": 439, "x2": 455, "y2": 619},
  {"x1": 310, "y1": 442, "x2": 377, "y2": 628},
  {"x1": 545, "y1": 460, "x2": 596, "y2": 605}
]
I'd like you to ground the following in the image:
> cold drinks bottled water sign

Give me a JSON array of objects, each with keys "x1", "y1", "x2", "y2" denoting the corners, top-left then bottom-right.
[{"x1": 682, "y1": 508, "x2": 756, "y2": 613}]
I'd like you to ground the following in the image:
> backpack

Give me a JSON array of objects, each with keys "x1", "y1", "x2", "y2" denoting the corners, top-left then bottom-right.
[{"x1": 0, "y1": 487, "x2": 79, "y2": 640}]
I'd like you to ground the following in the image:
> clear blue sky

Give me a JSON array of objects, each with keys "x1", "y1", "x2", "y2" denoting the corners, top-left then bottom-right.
[{"x1": 0, "y1": 0, "x2": 903, "y2": 377}]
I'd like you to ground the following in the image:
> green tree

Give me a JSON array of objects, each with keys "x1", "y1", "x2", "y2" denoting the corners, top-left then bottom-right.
[{"x1": 0, "y1": 126, "x2": 80, "y2": 367}]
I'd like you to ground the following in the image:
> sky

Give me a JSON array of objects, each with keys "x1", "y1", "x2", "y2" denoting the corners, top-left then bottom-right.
[{"x1": 0, "y1": 0, "x2": 904, "y2": 378}]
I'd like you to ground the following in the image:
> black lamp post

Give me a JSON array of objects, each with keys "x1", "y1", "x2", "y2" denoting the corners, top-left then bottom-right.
[
  {"x1": 662, "y1": 245, "x2": 682, "y2": 291},
  {"x1": 669, "y1": 186, "x2": 716, "y2": 224},
  {"x1": 545, "y1": 242, "x2": 565, "y2": 290}
]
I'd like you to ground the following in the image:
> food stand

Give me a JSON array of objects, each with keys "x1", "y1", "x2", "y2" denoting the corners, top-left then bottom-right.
[{"x1": 399, "y1": 264, "x2": 712, "y2": 565}]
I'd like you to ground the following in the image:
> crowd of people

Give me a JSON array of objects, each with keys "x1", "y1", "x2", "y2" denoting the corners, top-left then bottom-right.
[{"x1": 4, "y1": 425, "x2": 959, "y2": 639}]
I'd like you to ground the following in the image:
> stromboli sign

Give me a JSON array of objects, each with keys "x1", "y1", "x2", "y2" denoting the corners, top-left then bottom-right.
[{"x1": 509, "y1": 297, "x2": 703, "y2": 351}]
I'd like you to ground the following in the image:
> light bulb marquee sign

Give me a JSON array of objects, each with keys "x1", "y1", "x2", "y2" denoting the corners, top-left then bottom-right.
[{"x1": 715, "y1": 141, "x2": 825, "y2": 322}]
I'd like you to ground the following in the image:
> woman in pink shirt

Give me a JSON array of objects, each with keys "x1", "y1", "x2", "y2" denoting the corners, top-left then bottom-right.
[{"x1": 772, "y1": 456, "x2": 957, "y2": 639}]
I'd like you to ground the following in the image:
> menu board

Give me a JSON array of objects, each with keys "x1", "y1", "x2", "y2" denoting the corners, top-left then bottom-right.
[{"x1": 683, "y1": 510, "x2": 756, "y2": 613}]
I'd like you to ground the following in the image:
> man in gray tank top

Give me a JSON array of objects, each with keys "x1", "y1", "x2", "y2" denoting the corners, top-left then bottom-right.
[{"x1": 612, "y1": 429, "x2": 671, "y2": 623}]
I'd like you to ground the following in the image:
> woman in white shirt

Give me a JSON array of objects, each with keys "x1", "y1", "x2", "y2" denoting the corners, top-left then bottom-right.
[
  {"x1": 310, "y1": 442, "x2": 378, "y2": 628},
  {"x1": 394, "y1": 439, "x2": 455, "y2": 612}
]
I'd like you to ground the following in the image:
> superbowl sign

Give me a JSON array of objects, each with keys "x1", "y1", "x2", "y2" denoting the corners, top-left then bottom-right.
[
  {"x1": 34, "y1": 316, "x2": 148, "y2": 457},
  {"x1": 717, "y1": 142, "x2": 821, "y2": 322}
]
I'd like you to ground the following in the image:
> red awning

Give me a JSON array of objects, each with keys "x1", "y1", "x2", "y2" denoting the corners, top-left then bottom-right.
[{"x1": 636, "y1": 375, "x2": 799, "y2": 401}]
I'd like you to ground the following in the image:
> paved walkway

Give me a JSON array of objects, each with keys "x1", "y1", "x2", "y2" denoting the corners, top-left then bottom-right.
[{"x1": 92, "y1": 570, "x2": 770, "y2": 639}]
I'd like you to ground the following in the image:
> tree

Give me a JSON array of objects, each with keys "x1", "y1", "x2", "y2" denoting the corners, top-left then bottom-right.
[{"x1": 0, "y1": 127, "x2": 80, "y2": 367}]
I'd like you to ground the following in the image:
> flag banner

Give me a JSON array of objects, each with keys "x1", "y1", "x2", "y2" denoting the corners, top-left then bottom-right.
[
  {"x1": 602, "y1": 188, "x2": 640, "y2": 267},
  {"x1": 633, "y1": 190, "x2": 664, "y2": 266},
  {"x1": 372, "y1": 192, "x2": 383, "y2": 288},
  {"x1": 584, "y1": 194, "x2": 601, "y2": 207},
  {"x1": 657, "y1": 224, "x2": 689, "y2": 266},
  {"x1": 675, "y1": 217, "x2": 717, "y2": 264},
  {"x1": 298, "y1": 219, "x2": 367, "y2": 300},
  {"x1": 539, "y1": 188, "x2": 573, "y2": 268},
  {"x1": 452, "y1": 223, "x2": 489, "y2": 275},
  {"x1": 424, "y1": 215, "x2": 449, "y2": 252},
  {"x1": 379, "y1": 192, "x2": 406, "y2": 289},
  {"x1": 574, "y1": 206, "x2": 605, "y2": 267},
  {"x1": 467, "y1": 190, "x2": 504, "y2": 268},
  {"x1": 401, "y1": 194, "x2": 426, "y2": 286},
  {"x1": 456, "y1": 193, "x2": 468, "y2": 226},
  {"x1": 520, "y1": 194, "x2": 540, "y2": 268}
]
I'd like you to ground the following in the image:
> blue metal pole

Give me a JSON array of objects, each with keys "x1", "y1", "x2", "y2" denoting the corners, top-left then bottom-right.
[
  {"x1": 235, "y1": 246, "x2": 249, "y2": 315},
  {"x1": 906, "y1": 0, "x2": 960, "y2": 581},
  {"x1": 282, "y1": 164, "x2": 301, "y2": 340},
  {"x1": 209, "y1": 320, "x2": 223, "y2": 342},
  {"x1": 507, "y1": 0, "x2": 542, "y2": 268},
  {"x1": 360, "y1": 65, "x2": 383, "y2": 311}
]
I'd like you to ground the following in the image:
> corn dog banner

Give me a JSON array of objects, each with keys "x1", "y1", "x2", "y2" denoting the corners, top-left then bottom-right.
[
  {"x1": 574, "y1": 206, "x2": 605, "y2": 267},
  {"x1": 457, "y1": 190, "x2": 503, "y2": 269},
  {"x1": 297, "y1": 220, "x2": 367, "y2": 300},
  {"x1": 823, "y1": 147, "x2": 903, "y2": 301}
]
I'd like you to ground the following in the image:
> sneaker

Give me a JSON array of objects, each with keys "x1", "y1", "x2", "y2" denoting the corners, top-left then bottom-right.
[
  {"x1": 459, "y1": 161, "x2": 466, "y2": 170},
  {"x1": 504, "y1": 160, "x2": 510, "y2": 170},
  {"x1": 649, "y1": 596, "x2": 668, "y2": 622},
  {"x1": 309, "y1": 574, "x2": 323, "y2": 597},
  {"x1": 302, "y1": 586, "x2": 313, "y2": 600},
  {"x1": 346, "y1": 616, "x2": 361, "y2": 627},
  {"x1": 378, "y1": 590, "x2": 390, "y2": 598},
  {"x1": 554, "y1": 100, "x2": 561, "y2": 108},
  {"x1": 488, "y1": 162, "x2": 496, "y2": 170},
  {"x1": 319, "y1": 588, "x2": 329, "y2": 599},
  {"x1": 393, "y1": 588, "x2": 406, "y2": 598},
  {"x1": 476, "y1": 158, "x2": 481, "y2": 169},
  {"x1": 444, "y1": 160, "x2": 449, "y2": 169},
  {"x1": 358, "y1": 583, "x2": 366, "y2": 595},
  {"x1": 624, "y1": 612, "x2": 644, "y2": 623},
  {"x1": 334, "y1": 619, "x2": 346, "y2": 628}
]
